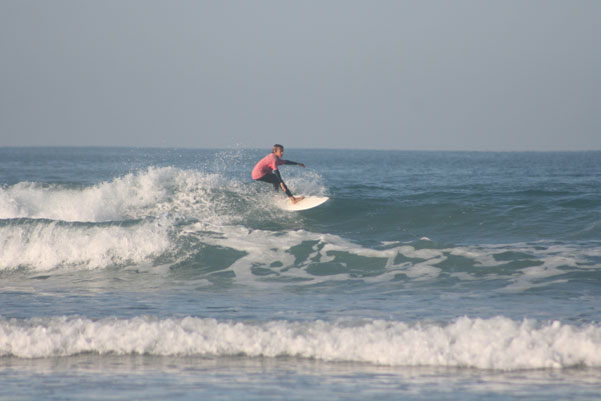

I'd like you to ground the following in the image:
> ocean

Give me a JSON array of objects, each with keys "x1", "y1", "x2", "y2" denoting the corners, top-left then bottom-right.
[{"x1": 1, "y1": 147, "x2": 600, "y2": 400}]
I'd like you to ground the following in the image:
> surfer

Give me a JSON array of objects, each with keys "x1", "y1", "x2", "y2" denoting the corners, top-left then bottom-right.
[{"x1": 252, "y1": 144, "x2": 306, "y2": 204}]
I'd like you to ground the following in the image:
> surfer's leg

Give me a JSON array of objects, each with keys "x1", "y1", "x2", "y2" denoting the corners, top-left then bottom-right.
[
  {"x1": 257, "y1": 173, "x2": 292, "y2": 197},
  {"x1": 272, "y1": 170, "x2": 293, "y2": 197},
  {"x1": 256, "y1": 174, "x2": 280, "y2": 192}
]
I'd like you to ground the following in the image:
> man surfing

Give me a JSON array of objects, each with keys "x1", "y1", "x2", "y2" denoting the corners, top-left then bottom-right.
[{"x1": 252, "y1": 144, "x2": 306, "y2": 204}]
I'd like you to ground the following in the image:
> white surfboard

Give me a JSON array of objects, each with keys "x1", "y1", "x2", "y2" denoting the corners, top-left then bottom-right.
[{"x1": 276, "y1": 196, "x2": 329, "y2": 211}]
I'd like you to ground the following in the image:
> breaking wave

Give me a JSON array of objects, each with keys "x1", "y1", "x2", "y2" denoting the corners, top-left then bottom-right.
[{"x1": 2, "y1": 316, "x2": 601, "y2": 370}]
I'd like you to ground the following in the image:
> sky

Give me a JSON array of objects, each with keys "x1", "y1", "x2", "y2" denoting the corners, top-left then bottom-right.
[{"x1": 1, "y1": 0, "x2": 600, "y2": 151}]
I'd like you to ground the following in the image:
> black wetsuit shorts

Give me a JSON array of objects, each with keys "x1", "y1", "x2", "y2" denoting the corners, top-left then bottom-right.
[{"x1": 256, "y1": 170, "x2": 293, "y2": 197}]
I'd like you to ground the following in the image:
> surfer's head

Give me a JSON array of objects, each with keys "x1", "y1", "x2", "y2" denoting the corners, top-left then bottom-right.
[{"x1": 272, "y1": 144, "x2": 284, "y2": 157}]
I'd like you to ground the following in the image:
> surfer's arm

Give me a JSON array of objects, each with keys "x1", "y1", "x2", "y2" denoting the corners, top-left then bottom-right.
[{"x1": 283, "y1": 160, "x2": 306, "y2": 168}]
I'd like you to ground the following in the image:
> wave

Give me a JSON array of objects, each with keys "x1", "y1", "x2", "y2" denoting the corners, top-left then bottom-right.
[
  {"x1": 2, "y1": 316, "x2": 601, "y2": 370},
  {"x1": 0, "y1": 166, "x2": 334, "y2": 271},
  {"x1": 0, "y1": 165, "x2": 327, "y2": 223},
  {"x1": 1, "y1": 167, "x2": 599, "y2": 286},
  {"x1": 2, "y1": 217, "x2": 600, "y2": 294},
  {"x1": 0, "y1": 219, "x2": 171, "y2": 271},
  {"x1": 0, "y1": 167, "x2": 233, "y2": 222}
]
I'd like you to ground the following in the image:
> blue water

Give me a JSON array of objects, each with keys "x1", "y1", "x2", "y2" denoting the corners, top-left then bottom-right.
[{"x1": 1, "y1": 147, "x2": 601, "y2": 400}]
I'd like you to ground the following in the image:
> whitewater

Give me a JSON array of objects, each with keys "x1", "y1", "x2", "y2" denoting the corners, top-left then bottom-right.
[{"x1": 1, "y1": 147, "x2": 601, "y2": 400}]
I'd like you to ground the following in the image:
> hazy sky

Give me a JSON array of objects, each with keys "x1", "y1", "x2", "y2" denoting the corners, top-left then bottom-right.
[{"x1": 1, "y1": 0, "x2": 600, "y2": 150}]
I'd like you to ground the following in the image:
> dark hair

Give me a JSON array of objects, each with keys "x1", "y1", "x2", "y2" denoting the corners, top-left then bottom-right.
[{"x1": 272, "y1": 144, "x2": 284, "y2": 152}]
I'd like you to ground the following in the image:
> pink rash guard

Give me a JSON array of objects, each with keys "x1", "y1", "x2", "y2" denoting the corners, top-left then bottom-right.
[{"x1": 251, "y1": 153, "x2": 285, "y2": 180}]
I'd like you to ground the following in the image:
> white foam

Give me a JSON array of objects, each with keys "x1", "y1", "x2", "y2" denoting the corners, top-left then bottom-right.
[
  {"x1": 0, "y1": 167, "x2": 227, "y2": 223},
  {"x1": 177, "y1": 222, "x2": 601, "y2": 287},
  {"x1": 2, "y1": 316, "x2": 600, "y2": 370},
  {"x1": 0, "y1": 167, "x2": 252, "y2": 271},
  {"x1": 0, "y1": 220, "x2": 171, "y2": 271}
]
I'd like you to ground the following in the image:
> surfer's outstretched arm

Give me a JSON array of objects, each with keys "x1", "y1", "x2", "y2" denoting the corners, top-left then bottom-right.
[{"x1": 283, "y1": 160, "x2": 306, "y2": 168}]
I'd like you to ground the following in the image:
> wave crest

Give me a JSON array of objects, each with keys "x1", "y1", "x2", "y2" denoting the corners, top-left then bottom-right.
[
  {"x1": 0, "y1": 219, "x2": 171, "y2": 271},
  {"x1": 2, "y1": 316, "x2": 601, "y2": 370}
]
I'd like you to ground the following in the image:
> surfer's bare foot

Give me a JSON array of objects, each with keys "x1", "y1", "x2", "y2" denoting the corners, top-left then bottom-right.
[{"x1": 291, "y1": 196, "x2": 304, "y2": 204}]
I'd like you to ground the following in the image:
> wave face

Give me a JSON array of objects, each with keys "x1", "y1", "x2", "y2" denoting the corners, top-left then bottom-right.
[{"x1": 2, "y1": 316, "x2": 601, "y2": 370}]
